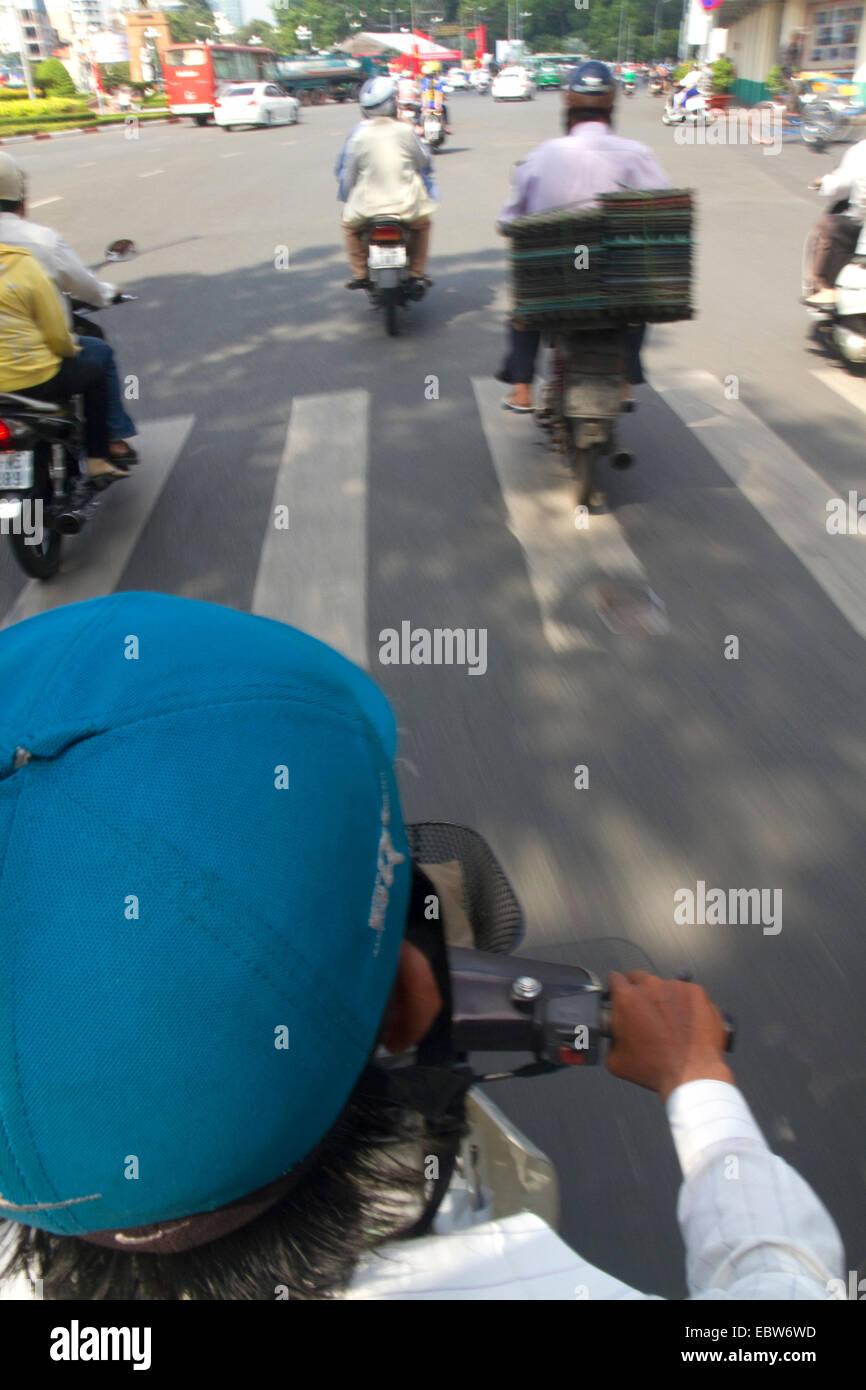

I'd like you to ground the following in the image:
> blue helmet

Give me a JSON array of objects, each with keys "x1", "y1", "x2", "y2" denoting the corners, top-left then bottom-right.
[{"x1": 563, "y1": 59, "x2": 616, "y2": 109}]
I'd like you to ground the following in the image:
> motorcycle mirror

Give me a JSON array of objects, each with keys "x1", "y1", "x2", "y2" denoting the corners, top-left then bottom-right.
[{"x1": 104, "y1": 238, "x2": 137, "y2": 262}]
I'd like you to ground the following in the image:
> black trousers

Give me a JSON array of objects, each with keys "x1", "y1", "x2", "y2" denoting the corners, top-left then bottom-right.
[
  {"x1": 22, "y1": 341, "x2": 110, "y2": 458},
  {"x1": 813, "y1": 213, "x2": 862, "y2": 289},
  {"x1": 499, "y1": 322, "x2": 647, "y2": 386}
]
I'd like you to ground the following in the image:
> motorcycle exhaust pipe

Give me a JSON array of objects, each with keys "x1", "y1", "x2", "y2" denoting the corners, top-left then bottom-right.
[
  {"x1": 54, "y1": 508, "x2": 84, "y2": 535},
  {"x1": 611, "y1": 448, "x2": 634, "y2": 470}
]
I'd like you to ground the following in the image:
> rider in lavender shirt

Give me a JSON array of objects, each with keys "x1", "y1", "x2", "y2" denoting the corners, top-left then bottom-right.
[{"x1": 496, "y1": 60, "x2": 671, "y2": 414}]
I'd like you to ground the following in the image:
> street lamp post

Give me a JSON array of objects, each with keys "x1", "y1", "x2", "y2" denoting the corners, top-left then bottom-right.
[
  {"x1": 380, "y1": 8, "x2": 404, "y2": 30},
  {"x1": 3, "y1": 2, "x2": 37, "y2": 99},
  {"x1": 678, "y1": 0, "x2": 691, "y2": 62}
]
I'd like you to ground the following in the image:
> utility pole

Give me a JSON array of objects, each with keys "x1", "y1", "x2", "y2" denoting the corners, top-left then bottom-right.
[
  {"x1": 6, "y1": 3, "x2": 37, "y2": 99},
  {"x1": 678, "y1": 0, "x2": 690, "y2": 62},
  {"x1": 616, "y1": 0, "x2": 626, "y2": 65}
]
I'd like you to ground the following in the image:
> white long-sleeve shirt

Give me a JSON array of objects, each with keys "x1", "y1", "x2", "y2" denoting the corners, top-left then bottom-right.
[
  {"x1": 820, "y1": 137, "x2": 866, "y2": 220},
  {"x1": 499, "y1": 120, "x2": 670, "y2": 224},
  {"x1": 0, "y1": 1081, "x2": 845, "y2": 1300},
  {"x1": 344, "y1": 1081, "x2": 845, "y2": 1299},
  {"x1": 0, "y1": 212, "x2": 116, "y2": 319}
]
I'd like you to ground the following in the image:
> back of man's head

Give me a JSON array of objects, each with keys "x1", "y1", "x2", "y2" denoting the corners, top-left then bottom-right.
[
  {"x1": 0, "y1": 592, "x2": 435, "y2": 1300},
  {"x1": 0, "y1": 153, "x2": 26, "y2": 213}
]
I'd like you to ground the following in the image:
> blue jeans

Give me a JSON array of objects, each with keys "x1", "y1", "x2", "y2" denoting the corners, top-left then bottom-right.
[
  {"x1": 79, "y1": 335, "x2": 136, "y2": 442},
  {"x1": 500, "y1": 323, "x2": 647, "y2": 385},
  {"x1": 26, "y1": 337, "x2": 136, "y2": 457}
]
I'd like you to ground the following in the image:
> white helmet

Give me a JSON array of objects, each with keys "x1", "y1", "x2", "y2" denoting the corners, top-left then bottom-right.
[
  {"x1": 360, "y1": 76, "x2": 397, "y2": 117},
  {"x1": 0, "y1": 153, "x2": 26, "y2": 205}
]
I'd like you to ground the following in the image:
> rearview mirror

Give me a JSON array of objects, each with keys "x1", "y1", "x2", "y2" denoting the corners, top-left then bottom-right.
[{"x1": 105, "y1": 239, "x2": 137, "y2": 262}]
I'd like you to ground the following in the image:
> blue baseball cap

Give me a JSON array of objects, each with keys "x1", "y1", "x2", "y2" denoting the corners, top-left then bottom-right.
[{"x1": 0, "y1": 593, "x2": 411, "y2": 1243}]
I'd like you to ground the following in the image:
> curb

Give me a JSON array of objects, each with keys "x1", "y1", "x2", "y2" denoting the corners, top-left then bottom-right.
[{"x1": 0, "y1": 115, "x2": 180, "y2": 145}]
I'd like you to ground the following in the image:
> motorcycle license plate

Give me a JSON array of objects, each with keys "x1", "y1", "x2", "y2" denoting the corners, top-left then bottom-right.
[
  {"x1": 0, "y1": 451, "x2": 34, "y2": 490},
  {"x1": 368, "y1": 245, "x2": 407, "y2": 269},
  {"x1": 564, "y1": 378, "x2": 622, "y2": 418}
]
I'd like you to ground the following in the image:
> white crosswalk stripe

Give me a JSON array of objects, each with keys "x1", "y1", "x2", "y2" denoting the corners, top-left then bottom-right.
[
  {"x1": 473, "y1": 376, "x2": 647, "y2": 654},
  {"x1": 1, "y1": 374, "x2": 863, "y2": 658},
  {"x1": 0, "y1": 415, "x2": 193, "y2": 631},
  {"x1": 653, "y1": 368, "x2": 866, "y2": 643},
  {"x1": 809, "y1": 367, "x2": 866, "y2": 417},
  {"x1": 252, "y1": 390, "x2": 368, "y2": 669}
]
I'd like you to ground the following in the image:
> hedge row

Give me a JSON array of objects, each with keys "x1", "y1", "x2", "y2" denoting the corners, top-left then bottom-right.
[
  {"x1": 0, "y1": 94, "x2": 90, "y2": 110},
  {"x1": 0, "y1": 98, "x2": 91, "y2": 117},
  {"x1": 0, "y1": 111, "x2": 172, "y2": 138},
  {"x1": 0, "y1": 112, "x2": 95, "y2": 130}
]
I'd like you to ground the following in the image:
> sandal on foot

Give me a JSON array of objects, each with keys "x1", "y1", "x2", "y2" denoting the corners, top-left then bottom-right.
[{"x1": 108, "y1": 443, "x2": 139, "y2": 464}]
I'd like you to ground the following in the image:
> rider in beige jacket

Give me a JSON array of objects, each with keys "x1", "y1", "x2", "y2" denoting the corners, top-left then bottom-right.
[{"x1": 338, "y1": 77, "x2": 436, "y2": 289}]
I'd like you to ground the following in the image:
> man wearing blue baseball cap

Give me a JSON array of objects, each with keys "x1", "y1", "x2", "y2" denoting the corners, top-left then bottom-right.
[
  {"x1": 0, "y1": 591, "x2": 454, "y2": 1297},
  {"x1": 0, "y1": 593, "x2": 846, "y2": 1300}
]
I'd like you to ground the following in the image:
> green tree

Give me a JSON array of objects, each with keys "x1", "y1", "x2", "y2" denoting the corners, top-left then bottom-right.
[
  {"x1": 99, "y1": 61, "x2": 131, "y2": 91},
  {"x1": 711, "y1": 56, "x2": 736, "y2": 92},
  {"x1": 35, "y1": 57, "x2": 77, "y2": 96},
  {"x1": 235, "y1": 20, "x2": 276, "y2": 43},
  {"x1": 167, "y1": 1, "x2": 216, "y2": 43}
]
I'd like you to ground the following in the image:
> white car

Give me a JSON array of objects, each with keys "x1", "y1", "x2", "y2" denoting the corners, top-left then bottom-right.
[
  {"x1": 213, "y1": 82, "x2": 300, "y2": 130},
  {"x1": 492, "y1": 67, "x2": 534, "y2": 102},
  {"x1": 448, "y1": 69, "x2": 471, "y2": 90}
]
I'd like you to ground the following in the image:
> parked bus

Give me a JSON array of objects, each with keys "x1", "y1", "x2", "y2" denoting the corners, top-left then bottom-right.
[{"x1": 162, "y1": 42, "x2": 281, "y2": 124}]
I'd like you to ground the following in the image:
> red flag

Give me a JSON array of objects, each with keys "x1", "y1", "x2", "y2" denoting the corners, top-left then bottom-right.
[
  {"x1": 411, "y1": 43, "x2": 421, "y2": 77},
  {"x1": 475, "y1": 23, "x2": 486, "y2": 59}
]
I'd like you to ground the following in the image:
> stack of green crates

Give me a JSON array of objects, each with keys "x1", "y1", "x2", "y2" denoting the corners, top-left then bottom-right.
[{"x1": 503, "y1": 189, "x2": 694, "y2": 329}]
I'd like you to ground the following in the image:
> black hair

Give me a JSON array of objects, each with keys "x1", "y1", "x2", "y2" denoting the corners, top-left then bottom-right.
[
  {"x1": 0, "y1": 865, "x2": 466, "y2": 1301},
  {"x1": 563, "y1": 107, "x2": 613, "y2": 134},
  {"x1": 0, "y1": 1072, "x2": 465, "y2": 1300},
  {"x1": 0, "y1": 200, "x2": 23, "y2": 215}
]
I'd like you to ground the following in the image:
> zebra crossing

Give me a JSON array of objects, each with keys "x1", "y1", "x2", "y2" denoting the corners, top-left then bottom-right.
[
  {"x1": 2, "y1": 372, "x2": 866, "y2": 658},
  {"x1": 0, "y1": 417, "x2": 193, "y2": 632}
]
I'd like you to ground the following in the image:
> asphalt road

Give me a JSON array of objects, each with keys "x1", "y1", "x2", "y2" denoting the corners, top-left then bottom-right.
[{"x1": 2, "y1": 90, "x2": 865, "y2": 1299}]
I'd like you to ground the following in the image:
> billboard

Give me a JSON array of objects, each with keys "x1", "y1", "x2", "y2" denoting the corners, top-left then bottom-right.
[{"x1": 90, "y1": 31, "x2": 129, "y2": 64}]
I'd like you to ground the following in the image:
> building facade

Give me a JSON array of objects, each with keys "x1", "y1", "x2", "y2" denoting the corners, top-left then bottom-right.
[
  {"x1": 689, "y1": 0, "x2": 866, "y2": 102},
  {"x1": 45, "y1": 0, "x2": 107, "y2": 44},
  {"x1": 0, "y1": 0, "x2": 60, "y2": 63}
]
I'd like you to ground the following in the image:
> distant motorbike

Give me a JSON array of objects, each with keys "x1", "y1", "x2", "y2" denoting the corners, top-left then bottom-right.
[
  {"x1": 802, "y1": 194, "x2": 866, "y2": 370},
  {"x1": 623, "y1": 81, "x2": 635, "y2": 98},
  {"x1": 661, "y1": 89, "x2": 709, "y2": 124},
  {"x1": 422, "y1": 109, "x2": 446, "y2": 151},
  {"x1": 540, "y1": 327, "x2": 636, "y2": 507},
  {"x1": 648, "y1": 77, "x2": 664, "y2": 97},
  {"x1": 0, "y1": 291, "x2": 136, "y2": 579},
  {"x1": 364, "y1": 216, "x2": 426, "y2": 336}
]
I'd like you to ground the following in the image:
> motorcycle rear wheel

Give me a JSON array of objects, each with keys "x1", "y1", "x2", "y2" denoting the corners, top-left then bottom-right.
[
  {"x1": 383, "y1": 292, "x2": 399, "y2": 337},
  {"x1": 566, "y1": 429, "x2": 598, "y2": 509},
  {"x1": 8, "y1": 453, "x2": 62, "y2": 580},
  {"x1": 802, "y1": 102, "x2": 835, "y2": 148}
]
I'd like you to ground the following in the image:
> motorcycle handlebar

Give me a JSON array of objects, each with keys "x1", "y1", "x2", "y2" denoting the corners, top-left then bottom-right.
[
  {"x1": 448, "y1": 946, "x2": 734, "y2": 1071},
  {"x1": 68, "y1": 293, "x2": 137, "y2": 314}
]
